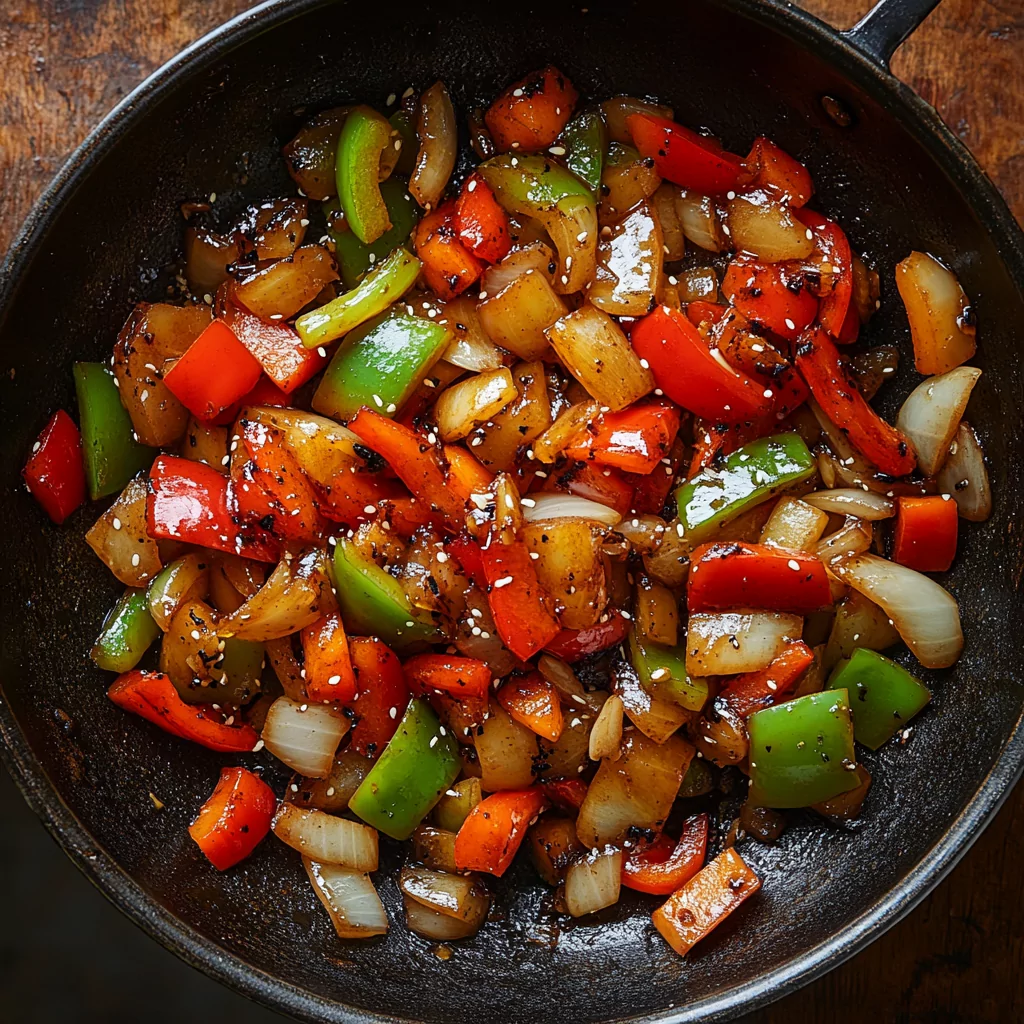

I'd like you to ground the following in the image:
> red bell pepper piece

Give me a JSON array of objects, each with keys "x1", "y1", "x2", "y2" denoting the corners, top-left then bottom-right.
[
  {"x1": 108, "y1": 670, "x2": 259, "y2": 752},
  {"x1": 837, "y1": 298, "x2": 860, "y2": 344},
  {"x1": 484, "y1": 66, "x2": 577, "y2": 153},
  {"x1": 795, "y1": 327, "x2": 917, "y2": 477},
  {"x1": 301, "y1": 612, "x2": 358, "y2": 703},
  {"x1": 721, "y1": 258, "x2": 818, "y2": 343},
  {"x1": 241, "y1": 375, "x2": 292, "y2": 408},
  {"x1": 444, "y1": 444, "x2": 495, "y2": 504},
  {"x1": 796, "y1": 208, "x2": 854, "y2": 341},
  {"x1": 540, "y1": 777, "x2": 588, "y2": 811},
  {"x1": 403, "y1": 654, "x2": 492, "y2": 700},
  {"x1": 631, "y1": 305, "x2": 773, "y2": 423},
  {"x1": 738, "y1": 137, "x2": 813, "y2": 208},
  {"x1": 626, "y1": 438, "x2": 685, "y2": 515},
  {"x1": 222, "y1": 302, "x2": 327, "y2": 393},
  {"x1": 445, "y1": 534, "x2": 488, "y2": 590},
  {"x1": 564, "y1": 400, "x2": 682, "y2": 475},
  {"x1": 544, "y1": 614, "x2": 631, "y2": 663},
  {"x1": 163, "y1": 320, "x2": 263, "y2": 422},
  {"x1": 346, "y1": 637, "x2": 410, "y2": 759},
  {"x1": 384, "y1": 496, "x2": 443, "y2": 540},
  {"x1": 188, "y1": 766, "x2": 277, "y2": 871},
  {"x1": 413, "y1": 203, "x2": 483, "y2": 301},
  {"x1": 627, "y1": 113, "x2": 743, "y2": 194},
  {"x1": 892, "y1": 495, "x2": 958, "y2": 572},
  {"x1": 652, "y1": 847, "x2": 761, "y2": 956},
  {"x1": 235, "y1": 418, "x2": 325, "y2": 543},
  {"x1": 454, "y1": 173, "x2": 512, "y2": 264},
  {"x1": 496, "y1": 671, "x2": 564, "y2": 742},
  {"x1": 348, "y1": 408, "x2": 468, "y2": 533},
  {"x1": 688, "y1": 541, "x2": 831, "y2": 614},
  {"x1": 720, "y1": 641, "x2": 816, "y2": 718},
  {"x1": 542, "y1": 461, "x2": 636, "y2": 517},
  {"x1": 146, "y1": 454, "x2": 278, "y2": 561},
  {"x1": 686, "y1": 300, "x2": 728, "y2": 332},
  {"x1": 316, "y1": 467, "x2": 407, "y2": 528},
  {"x1": 622, "y1": 813, "x2": 709, "y2": 896},
  {"x1": 23, "y1": 410, "x2": 85, "y2": 524},
  {"x1": 479, "y1": 535, "x2": 561, "y2": 661},
  {"x1": 454, "y1": 787, "x2": 549, "y2": 876}
]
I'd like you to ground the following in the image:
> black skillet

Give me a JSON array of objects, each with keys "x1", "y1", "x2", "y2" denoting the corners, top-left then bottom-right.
[{"x1": 1, "y1": 0, "x2": 1023, "y2": 1020}]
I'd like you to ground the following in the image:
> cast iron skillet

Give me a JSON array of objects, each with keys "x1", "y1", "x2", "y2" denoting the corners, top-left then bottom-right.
[{"x1": 1, "y1": 0, "x2": 1023, "y2": 1020}]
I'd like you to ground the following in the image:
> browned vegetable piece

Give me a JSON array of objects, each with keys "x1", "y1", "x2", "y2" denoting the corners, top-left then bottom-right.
[
  {"x1": 467, "y1": 360, "x2": 551, "y2": 472},
  {"x1": 232, "y1": 245, "x2": 338, "y2": 320},
  {"x1": 528, "y1": 817, "x2": 583, "y2": 885},
  {"x1": 252, "y1": 197, "x2": 309, "y2": 260},
  {"x1": 523, "y1": 519, "x2": 608, "y2": 630},
  {"x1": 283, "y1": 106, "x2": 352, "y2": 200},
  {"x1": 85, "y1": 476, "x2": 163, "y2": 587}
]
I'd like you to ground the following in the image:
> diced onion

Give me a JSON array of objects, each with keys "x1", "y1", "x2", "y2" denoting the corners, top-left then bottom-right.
[
  {"x1": 293, "y1": 750, "x2": 374, "y2": 812},
  {"x1": 410, "y1": 81, "x2": 457, "y2": 210},
  {"x1": 475, "y1": 701, "x2": 539, "y2": 791},
  {"x1": 399, "y1": 865, "x2": 490, "y2": 925},
  {"x1": 685, "y1": 610, "x2": 803, "y2": 676},
  {"x1": 521, "y1": 493, "x2": 622, "y2": 527},
  {"x1": 434, "y1": 368, "x2": 517, "y2": 442},
  {"x1": 262, "y1": 698, "x2": 349, "y2": 778},
  {"x1": 937, "y1": 421, "x2": 991, "y2": 522},
  {"x1": 601, "y1": 95, "x2": 674, "y2": 144},
  {"x1": 85, "y1": 477, "x2": 162, "y2": 587},
  {"x1": 537, "y1": 654, "x2": 587, "y2": 702},
  {"x1": 273, "y1": 803, "x2": 378, "y2": 870},
  {"x1": 564, "y1": 848, "x2": 623, "y2": 917},
  {"x1": 832, "y1": 553, "x2": 963, "y2": 669},
  {"x1": 652, "y1": 184, "x2": 686, "y2": 260},
  {"x1": 676, "y1": 190, "x2": 727, "y2": 253},
  {"x1": 896, "y1": 366, "x2": 981, "y2": 476},
  {"x1": 760, "y1": 497, "x2": 829, "y2": 551},
  {"x1": 404, "y1": 897, "x2": 480, "y2": 940},
  {"x1": 728, "y1": 190, "x2": 814, "y2": 262},
  {"x1": 303, "y1": 859, "x2": 388, "y2": 939},
  {"x1": 589, "y1": 201, "x2": 664, "y2": 317},
  {"x1": 440, "y1": 296, "x2": 504, "y2": 371},
  {"x1": 523, "y1": 519, "x2": 607, "y2": 630},
  {"x1": 815, "y1": 519, "x2": 874, "y2": 567},
  {"x1": 588, "y1": 693, "x2": 624, "y2": 761},
  {"x1": 480, "y1": 241, "x2": 556, "y2": 297},
  {"x1": 805, "y1": 489, "x2": 895, "y2": 521},
  {"x1": 532, "y1": 400, "x2": 601, "y2": 464},
  {"x1": 411, "y1": 825, "x2": 460, "y2": 873}
]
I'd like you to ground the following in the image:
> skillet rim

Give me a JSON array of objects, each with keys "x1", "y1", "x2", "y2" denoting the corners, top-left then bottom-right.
[{"x1": 1, "y1": 0, "x2": 1022, "y2": 1021}]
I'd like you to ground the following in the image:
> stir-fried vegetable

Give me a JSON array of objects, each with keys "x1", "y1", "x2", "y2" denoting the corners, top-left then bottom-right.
[{"x1": 189, "y1": 767, "x2": 276, "y2": 871}]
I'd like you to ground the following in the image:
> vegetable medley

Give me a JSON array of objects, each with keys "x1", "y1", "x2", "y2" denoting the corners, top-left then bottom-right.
[{"x1": 24, "y1": 65, "x2": 989, "y2": 956}]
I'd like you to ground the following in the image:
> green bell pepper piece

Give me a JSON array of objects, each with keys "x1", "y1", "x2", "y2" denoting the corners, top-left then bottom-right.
[
  {"x1": 827, "y1": 648, "x2": 931, "y2": 750},
  {"x1": 311, "y1": 309, "x2": 449, "y2": 422},
  {"x1": 91, "y1": 588, "x2": 161, "y2": 673},
  {"x1": 349, "y1": 697, "x2": 461, "y2": 840},
  {"x1": 389, "y1": 109, "x2": 418, "y2": 177},
  {"x1": 675, "y1": 433, "x2": 816, "y2": 546},
  {"x1": 73, "y1": 362, "x2": 155, "y2": 500},
  {"x1": 296, "y1": 246, "x2": 421, "y2": 349},
  {"x1": 560, "y1": 109, "x2": 607, "y2": 192},
  {"x1": 332, "y1": 537, "x2": 440, "y2": 651},
  {"x1": 332, "y1": 178, "x2": 420, "y2": 289},
  {"x1": 628, "y1": 630, "x2": 709, "y2": 711},
  {"x1": 748, "y1": 689, "x2": 860, "y2": 808},
  {"x1": 336, "y1": 105, "x2": 393, "y2": 244},
  {"x1": 678, "y1": 756, "x2": 714, "y2": 799}
]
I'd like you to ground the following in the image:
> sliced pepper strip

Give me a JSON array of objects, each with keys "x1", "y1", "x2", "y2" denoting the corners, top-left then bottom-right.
[
  {"x1": 222, "y1": 303, "x2": 326, "y2": 394},
  {"x1": 301, "y1": 612, "x2": 357, "y2": 703},
  {"x1": 496, "y1": 671, "x2": 564, "y2": 742},
  {"x1": 414, "y1": 202, "x2": 484, "y2": 300},
  {"x1": 454, "y1": 173, "x2": 512, "y2": 264},
  {"x1": 444, "y1": 534, "x2": 488, "y2": 590},
  {"x1": 108, "y1": 670, "x2": 259, "y2": 752},
  {"x1": 630, "y1": 305, "x2": 772, "y2": 423},
  {"x1": 335, "y1": 105, "x2": 393, "y2": 244},
  {"x1": 404, "y1": 653, "x2": 492, "y2": 700},
  {"x1": 627, "y1": 113, "x2": 742, "y2": 194},
  {"x1": 541, "y1": 777, "x2": 588, "y2": 812},
  {"x1": 738, "y1": 137, "x2": 813, "y2": 207},
  {"x1": 480, "y1": 535, "x2": 561, "y2": 661},
  {"x1": 652, "y1": 847, "x2": 761, "y2": 957},
  {"x1": 891, "y1": 495, "x2": 958, "y2": 572},
  {"x1": 544, "y1": 615, "x2": 631, "y2": 663},
  {"x1": 721, "y1": 258, "x2": 818, "y2": 343},
  {"x1": 454, "y1": 787, "x2": 549, "y2": 876},
  {"x1": 346, "y1": 637, "x2": 412, "y2": 758},
  {"x1": 565, "y1": 400, "x2": 682, "y2": 475},
  {"x1": 796, "y1": 208, "x2": 853, "y2": 341},
  {"x1": 188, "y1": 766, "x2": 277, "y2": 871},
  {"x1": 91, "y1": 588, "x2": 161, "y2": 674},
  {"x1": 484, "y1": 66, "x2": 578, "y2": 153},
  {"x1": 622, "y1": 813, "x2": 709, "y2": 896},
  {"x1": 720, "y1": 640, "x2": 815, "y2": 718},
  {"x1": 23, "y1": 409, "x2": 85, "y2": 524},
  {"x1": 796, "y1": 327, "x2": 916, "y2": 477},
  {"x1": 687, "y1": 541, "x2": 831, "y2": 614}
]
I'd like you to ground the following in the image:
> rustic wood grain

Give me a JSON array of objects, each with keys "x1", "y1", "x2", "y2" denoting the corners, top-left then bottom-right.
[{"x1": 1, "y1": 1, "x2": 1021, "y2": 1021}]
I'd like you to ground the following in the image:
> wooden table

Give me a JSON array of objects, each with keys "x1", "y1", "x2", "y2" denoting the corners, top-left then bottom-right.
[{"x1": 1, "y1": 1, "x2": 1021, "y2": 1020}]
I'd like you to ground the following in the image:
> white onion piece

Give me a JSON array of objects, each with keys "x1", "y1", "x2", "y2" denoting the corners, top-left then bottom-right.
[
  {"x1": 816, "y1": 519, "x2": 874, "y2": 566},
  {"x1": 805, "y1": 489, "x2": 895, "y2": 521},
  {"x1": 303, "y1": 859, "x2": 388, "y2": 939},
  {"x1": 685, "y1": 611, "x2": 803, "y2": 676},
  {"x1": 262, "y1": 698, "x2": 349, "y2": 778},
  {"x1": 588, "y1": 693, "x2": 624, "y2": 761},
  {"x1": 410, "y1": 81, "x2": 456, "y2": 210},
  {"x1": 434, "y1": 367, "x2": 516, "y2": 442},
  {"x1": 832, "y1": 553, "x2": 963, "y2": 669},
  {"x1": 564, "y1": 848, "x2": 623, "y2": 917},
  {"x1": 404, "y1": 897, "x2": 480, "y2": 940},
  {"x1": 521, "y1": 493, "x2": 622, "y2": 527},
  {"x1": 937, "y1": 421, "x2": 992, "y2": 522},
  {"x1": 480, "y1": 241, "x2": 556, "y2": 297},
  {"x1": 273, "y1": 804, "x2": 379, "y2": 870},
  {"x1": 896, "y1": 366, "x2": 981, "y2": 476},
  {"x1": 399, "y1": 866, "x2": 489, "y2": 924}
]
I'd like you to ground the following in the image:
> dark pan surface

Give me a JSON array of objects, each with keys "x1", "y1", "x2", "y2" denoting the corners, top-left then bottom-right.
[{"x1": 2, "y1": 1, "x2": 1023, "y2": 1021}]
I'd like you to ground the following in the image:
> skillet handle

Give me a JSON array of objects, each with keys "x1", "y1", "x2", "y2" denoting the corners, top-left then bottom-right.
[{"x1": 844, "y1": 0, "x2": 941, "y2": 68}]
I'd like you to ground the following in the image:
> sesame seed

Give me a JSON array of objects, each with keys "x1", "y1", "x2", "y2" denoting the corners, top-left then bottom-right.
[
  {"x1": 788, "y1": 559, "x2": 801, "y2": 570},
  {"x1": 112, "y1": 517, "x2": 122, "y2": 530},
  {"x1": 131, "y1": 553, "x2": 141, "y2": 567},
  {"x1": 493, "y1": 576, "x2": 514, "y2": 588}
]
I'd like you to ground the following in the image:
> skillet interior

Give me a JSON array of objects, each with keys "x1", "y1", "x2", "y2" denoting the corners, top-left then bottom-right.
[{"x1": 1, "y1": 1, "x2": 1023, "y2": 1021}]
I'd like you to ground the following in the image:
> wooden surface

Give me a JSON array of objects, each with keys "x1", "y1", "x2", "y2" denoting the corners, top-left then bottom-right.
[{"x1": 1, "y1": 0, "x2": 1022, "y2": 1021}]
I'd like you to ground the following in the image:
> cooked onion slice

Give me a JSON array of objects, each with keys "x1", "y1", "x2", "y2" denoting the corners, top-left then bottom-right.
[
  {"x1": 521, "y1": 493, "x2": 622, "y2": 527},
  {"x1": 404, "y1": 897, "x2": 481, "y2": 940},
  {"x1": 832, "y1": 553, "x2": 963, "y2": 669},
  {"x1": 480, "y1": 241, "x2": 556, "y2": 297},
  {"x1": 262, "y1": 698, "x2": 349, "y2": 778},
  {"x1": 805, "y1": 489, "x2": 895, "y2": 521},
  {"x1": 274, "y1": 803, "x2": 378, "y2": 870},
  {"x1": 896, "y1": 366, "x2": 981, "y2": 476},
  {"x1": 399, "y1": 866, "x2": 490, "y2": 925},
  {"x1": 85, "y1": 477, "x2": 162, "y2": 587},
  {"x1": 564, "y1": 848, "x2": 623, "y2": 917},
  {"x1": 676, "y1": 190, "x2": 727, "y2": 253},
  {"x1": 588, "y1": 693, "x2": 624, "y2": 761},
  {"x1": 686, "y1": 611, "x2": 803, "y2": 676},
  {"x1": 435, "y1": 368, "x2": 516, "y2": 442},
  {"x1": 303, "y1": 859, "x2": 388, "y2": 939},
  {"x1": 937, "y1": 421, "x2": 991, "y2": 522},
  {"x1": 727, "y1": 190, "x2": 814, "y2": 262},
  {"x1": 410, "y1": 81, "x2": 456, "y2": 210}
]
